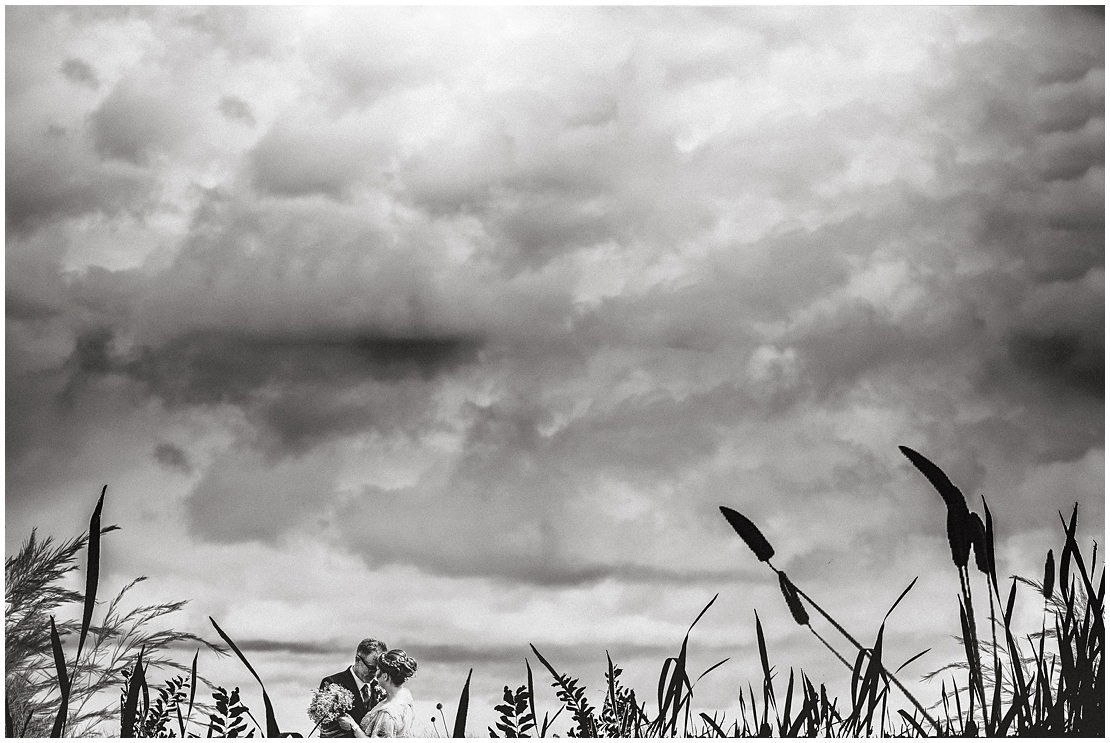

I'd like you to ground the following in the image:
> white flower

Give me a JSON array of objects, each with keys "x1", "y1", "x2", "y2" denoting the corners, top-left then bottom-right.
[{"x1": 308, "y1": 683, "x2": 355, "y2": 725}]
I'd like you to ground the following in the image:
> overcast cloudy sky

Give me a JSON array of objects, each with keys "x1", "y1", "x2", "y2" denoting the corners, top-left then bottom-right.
[{"x1": 6, "y1": 5, "x2": 1103, "y2": 735}]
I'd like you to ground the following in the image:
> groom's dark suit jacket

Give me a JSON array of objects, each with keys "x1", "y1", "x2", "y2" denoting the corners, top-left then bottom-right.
[{"x1": 318, "y1": 668, "x2": 384, "y2": 738}]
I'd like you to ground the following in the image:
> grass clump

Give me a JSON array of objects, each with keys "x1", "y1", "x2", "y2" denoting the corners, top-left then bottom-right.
[
  {"x1": 5, "y1": 446, "x2": 1102, "y2": 737},
  {"x1": 4, "y1": 489, "x2": 223, "y2": 737}
]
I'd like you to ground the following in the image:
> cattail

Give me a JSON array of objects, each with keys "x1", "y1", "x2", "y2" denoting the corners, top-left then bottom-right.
[
  {"x1": 946, "y1": 504, "x2": 973, "y2": 569},
  {"x1": 968, "y1": 513, "x2": 989, "y2": 575},
  {"x1": 719, "y1": 506, "x2": 774, "y2": 562},
  {"x1": 900, "y1": 446, "x2": 974, "y2": 569},
  {"x1": 778, "y1": 572, "x2": 809, "y2": 626},
  {"x1": 1043, "y1": 550, "x2": 1055, "y2": 600},
  {"x1": 1004, "y1": 578, "x2": 1018, "y2": 626},
  {"x1": 980, "y1": 496, "x2": 998, "y2": 586},
  {"x1": 1059, "y1": 504, "x2": 1078, "y2": 596},
  {"x1": 898, "y1": 446, "x2": 968, "y2": 512}
]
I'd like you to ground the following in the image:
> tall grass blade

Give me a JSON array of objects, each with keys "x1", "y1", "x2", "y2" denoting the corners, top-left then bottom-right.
[
  {"x1": 690, "y1": 592, "x2": 719, "y2": 631},
  {"x1": 694, "y1": 657, "x2": 730, "y2": 687},
  {"x1": 780, "y1": 668, "x2": 795, "y2": 736},
  {"x1": 76, "y1": 485, "x2": 107, "y2": 671},
  {"x1": 754, "y1": 611, "x2": 772, "y2": 698},
  {"x1": 883, "y1": 577, "x2": 918, "y2": 623},
  {"x1": 699, "y1": 711, "x2": 727, "y2": 737},
  {"x1": 898, "y1": 709, "x2": 929, "y2": 737},
  {"x1": 184, "y1": 648, "x2": 199, "y2": 736},
  {"x1": 656, "y1": 656, "x2": 673, "y2": 726},
  {"x1": 660, "y1": 651, "x2": 685, "y2": 735},
  {"x1": 981, "y1": 496, "x2": 1000, "y2": 595},
  {"x1": 1059, "y1": 506, "x2": 1100, "y2": 615},
  {"x1": 539, "y1": 706, "x2": 563, "y2": 738},
  {"x1": 48, "y1": 616, "x2": 70, "y2": 738},
  {"x1": 1005, "y1": 577, "x2": 1018, "y2": 626},
  {"x1": 176, "y1": 700, "x2": 186, "y2": 739},
  {"x1": 120, "y1": 648, "x2": 145, "y2": 738},
  {"x1": 453, "y1": 668, "x2": 472, "y2": 737},
  {"x1": 606, "y1": 651, "x2": 617, "y2": 727},
  {"x1": 1060, "y1": 504, "x2": 1077, "y2": 600},
  {"x1": 848, "y1": 646, "x2": 867, "y2": 727},
  {"x1": 207, "y1": 617, "x2": 282, "y2": 737},
  {"x1": 862, "y1": 625, "x2": 885, "y2": 733},
  {"x1": 895, "y1": 647, "x2": 930, "y2": 674},
  {"x1": 525, "y1": 659, "x2": 539, "y2": 738}
]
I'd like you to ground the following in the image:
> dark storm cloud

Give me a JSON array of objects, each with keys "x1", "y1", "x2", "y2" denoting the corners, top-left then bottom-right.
[
  {"x1": 234, "y1": 639, "x2": 339, "y2": 655},
  {"x1": 224, "y1": 638, "x2": 724, "y2": 664},
  {"x1": 89, "y1": 80, "x2": 187, "y2": 165},
  {"x1": 395, "y1": 640, "x2": 722, "y2": 665},
  {"x1": 154, "y1": 443, "x2": 191, "y2": 473},
  {"x1": 12, "y1": 325, "x2": 483, "y2": 465},
  {"x1": 127, "y1": 332, "x2": 481, "y2": 406},
  {"x1": 1005, "y1": 329, "x2": 1102, "y2": 399},
  {"x1": 5, "y1": 143, "x2": 155, "y2": 234},
  {"x1": 218, "y1": 96, "x2": 256, "y2": 127},
  {"x1": 61, "y1": 57, "x2": 98, "y2": 89}
]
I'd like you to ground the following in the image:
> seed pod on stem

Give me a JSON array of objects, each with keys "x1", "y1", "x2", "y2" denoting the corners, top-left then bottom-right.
[
  {"x1": 778, "y1": 572, "x2": 809, "y2": 626},
  {"x1": 968, "y1": 513, "x2": 989, "y2": 576},
  {"x1": 899, "y1": 446, "x2": 973, "y2": 569},
  {"x1": 719, "y1": 506, "x2": 774, "y2": 563},
  {"x1": 1043, "y1": 550, "x2": 1055, "y2": 600}
]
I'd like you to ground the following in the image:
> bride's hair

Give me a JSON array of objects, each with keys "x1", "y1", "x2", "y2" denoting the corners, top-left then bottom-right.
[{"x1": 376, "y1": 649, "x2": 418, "y2": 686}]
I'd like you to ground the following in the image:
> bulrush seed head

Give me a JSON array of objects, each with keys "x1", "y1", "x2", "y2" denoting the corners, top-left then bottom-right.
[
  {"x1": 947, "y1": 505, "x2": 973, "y2": 569},
  {"x1": 900, "y1": 446, "x2": 975, "y2": 569},
  {"x1": 968, "y1": 512, "x2": 989, "y2": 575},
  {"x1": 719, "y1": 506, "x2": 775, "y2": 562},
  {"x1": 1043, "y1": 549, "x2": 1055, "y2": 600},
  {"x1": 778, "y1": 572, "x2": 809, "y2": 626}
]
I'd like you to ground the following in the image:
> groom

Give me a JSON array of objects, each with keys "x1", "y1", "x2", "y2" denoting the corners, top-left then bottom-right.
[{"x1": 318, "y1": 638, "x2": 388, "y2": 738}]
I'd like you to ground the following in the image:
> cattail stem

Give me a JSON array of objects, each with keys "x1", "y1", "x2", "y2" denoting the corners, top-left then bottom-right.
[
  {"x1": 987, "y1": 575, "x2": 999, "y2": 733},
  {"x1": 959, "y1": 566, "x2": 988, "y2": 729},
  {"x1": 784, "y1": 574, "x2": 943, "y2": 735},
  {"x1": 808, "y1": 626, "x2": 853, "y2": 673}
]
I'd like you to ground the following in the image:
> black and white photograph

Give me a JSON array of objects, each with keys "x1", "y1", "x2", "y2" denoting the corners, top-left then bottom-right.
[{"x1": 6, "y1": 6, "x2": 1104, "y2": 737}]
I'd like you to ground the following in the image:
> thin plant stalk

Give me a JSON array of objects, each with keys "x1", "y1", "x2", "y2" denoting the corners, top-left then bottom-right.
[{"x1": 773, "y1": 563, "x2": 943, "y2": 734}]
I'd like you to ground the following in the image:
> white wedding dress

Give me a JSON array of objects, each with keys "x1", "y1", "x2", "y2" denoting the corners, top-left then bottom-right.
[{"x1": 359, "y1": 687, "x2": 415, "y2": 738}]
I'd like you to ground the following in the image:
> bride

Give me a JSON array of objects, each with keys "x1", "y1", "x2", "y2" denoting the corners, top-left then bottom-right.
[{"x1": 338, "y1": 649, "x2": 418, "y2": 737}]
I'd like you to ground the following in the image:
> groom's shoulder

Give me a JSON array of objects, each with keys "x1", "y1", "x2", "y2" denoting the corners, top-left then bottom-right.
[{"x1": 320, "y1": 669, "x2": 351, "y2": 688}]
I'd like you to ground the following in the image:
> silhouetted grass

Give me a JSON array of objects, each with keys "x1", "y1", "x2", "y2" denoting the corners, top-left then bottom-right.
[
  {"x1": 6, "y1": 447, "x2": 1102, "y2": 736},
  {"x1": 4, "y1": 487, "x2": 223, "y2": 738}
]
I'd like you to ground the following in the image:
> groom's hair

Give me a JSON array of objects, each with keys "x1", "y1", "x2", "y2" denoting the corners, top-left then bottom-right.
[{"x1": 356, "y1": 638, "x2": 387, "y2": 658}]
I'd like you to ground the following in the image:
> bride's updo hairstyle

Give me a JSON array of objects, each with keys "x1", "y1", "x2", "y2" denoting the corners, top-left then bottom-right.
[{"x1": 377, "y1": 649, "x2": 418, "y2": 686}]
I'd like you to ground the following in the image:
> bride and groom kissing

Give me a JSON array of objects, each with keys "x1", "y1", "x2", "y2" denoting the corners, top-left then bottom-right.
[{"x1": 318, "y1": 638, "x2": 419, "y2": 738}]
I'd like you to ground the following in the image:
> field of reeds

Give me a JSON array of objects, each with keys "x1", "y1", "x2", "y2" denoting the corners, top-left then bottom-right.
[{"x1": 5, "y1": 447, "x2": 1102, "y2": 737}]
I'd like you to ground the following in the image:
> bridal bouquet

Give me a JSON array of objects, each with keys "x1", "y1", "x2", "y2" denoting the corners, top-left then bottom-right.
[{"x1": 308, "y1": 683, "x2": 355, "y2": 728}]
